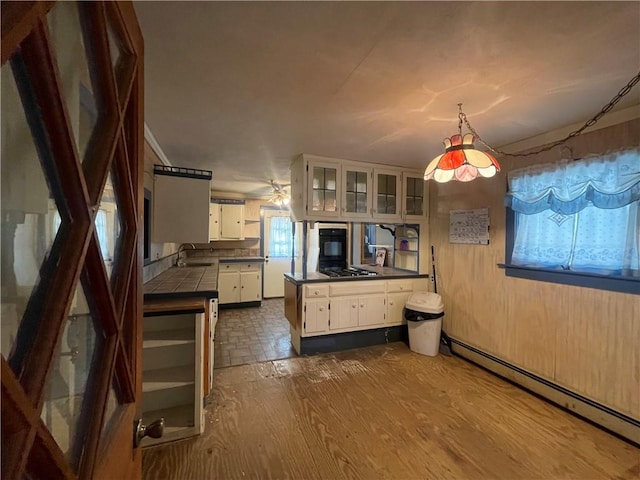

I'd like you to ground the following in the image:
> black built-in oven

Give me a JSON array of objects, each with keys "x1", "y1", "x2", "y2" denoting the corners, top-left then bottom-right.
[{"x1": 318, "y1": 227, "x2": 347, "y2": 270}]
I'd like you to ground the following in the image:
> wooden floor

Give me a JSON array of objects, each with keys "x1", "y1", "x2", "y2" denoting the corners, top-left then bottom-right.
[{"x1": 142, "y1": 343, "x2": 639, "y2": 479}]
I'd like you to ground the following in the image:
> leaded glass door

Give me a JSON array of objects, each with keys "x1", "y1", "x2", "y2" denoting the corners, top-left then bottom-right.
[{"x1": 1, "y1": 2, "x2": 144, "y2": 478}]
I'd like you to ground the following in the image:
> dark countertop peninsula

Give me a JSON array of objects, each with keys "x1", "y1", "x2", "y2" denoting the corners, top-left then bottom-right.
[
  {"x1": 284, "y1": 265, "x2": 429, "y2": 285},
  {"x1": 144, "y1": 263, "x2": 219, "y2": 300},
  {"x1": 143, "y1": 256, "x2": 265, "y2": 301}
]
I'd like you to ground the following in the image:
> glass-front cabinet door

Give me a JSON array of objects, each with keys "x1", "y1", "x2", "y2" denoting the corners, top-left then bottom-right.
[
  {"x1": 307, "y1": 158, "x2": 341, "y2": 218},
  {"x1": 402, "y1": 172, "x2": 428, "y2": 221},
  {"x1": 342, "y1": 164, "x2": 372, "y2": 219},
  {"x1": 372, "y1": 168, "x2": 402, "y2": 221}
]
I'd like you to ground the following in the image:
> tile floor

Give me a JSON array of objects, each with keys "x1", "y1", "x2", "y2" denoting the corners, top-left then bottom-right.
[{"x1": 213, "y1": 298, "x2": 297, "y2": 368}]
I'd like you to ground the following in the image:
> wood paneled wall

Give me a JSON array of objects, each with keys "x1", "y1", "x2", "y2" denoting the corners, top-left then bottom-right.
[{"x1": 428, "y1": 118, "x2": 640, "y2": 419}]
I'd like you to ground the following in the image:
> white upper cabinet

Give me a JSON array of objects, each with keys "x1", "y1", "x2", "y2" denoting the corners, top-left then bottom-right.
[
  {"x1": 210, "y1": 202, "x2": 245, "y2": 240},
  {"x1": 342, "y1": 163, "x2": 372, "y2": 219},
  {"x1": 401, "y1": 172, "x2": 428, "y2": 221},
  {"x1": 372, "y1": 168, "x2": 402, "y2": 222},
  {"x1": 209, "y1": 203, "x2": 220, "y2": 241},
  {"x1": 290, "y1": 154, "x2": 427, "y2": 223},
  {"x1": 152, "y1": 166, "x2": 211, "y2": 243},
  {"x1": 307, "y1": 158, "x2": 341, "y2": 219},
  {"x1": 219, "y1": 203, "x2": 244, "y2": 240}
]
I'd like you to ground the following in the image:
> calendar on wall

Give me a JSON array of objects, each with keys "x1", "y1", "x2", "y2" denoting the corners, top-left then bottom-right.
[{"x1": 449, "y1": 208, "x2": 490, "y2": 245}]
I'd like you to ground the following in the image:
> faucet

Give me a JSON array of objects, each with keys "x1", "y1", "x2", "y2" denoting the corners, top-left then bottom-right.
[{"x1": 176, "y1": 243, "x2": 196, "y2": 266}]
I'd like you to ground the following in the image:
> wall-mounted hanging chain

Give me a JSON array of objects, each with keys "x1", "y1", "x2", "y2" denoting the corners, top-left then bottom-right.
[{"x1": 460, "y1": 70, "x2": 640, "y2": 158}]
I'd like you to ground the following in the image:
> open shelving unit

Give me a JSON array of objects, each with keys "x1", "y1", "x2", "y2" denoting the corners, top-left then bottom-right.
[
  {"x1": 141, "y1": 310, "x2": 204, "y2": 446},
  {"x1": 394, "y1": 226, "x2": 419, "y2": 272}
]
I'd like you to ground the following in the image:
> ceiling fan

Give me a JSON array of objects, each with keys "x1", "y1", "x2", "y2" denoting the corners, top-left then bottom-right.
[{"x1": 268, "y1": 179, "x2": 291, "y2": 206}]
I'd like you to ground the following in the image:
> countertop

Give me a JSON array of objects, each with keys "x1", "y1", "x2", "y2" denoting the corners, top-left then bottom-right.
[
  {"x1": 284, "y1": 265, "x2": 429, "y2": 285},
  {"x1": 143, "y1": 296, "x2": 207, "y2": 316},
  {"x1": 144, "y1": 264, "x2": 219, "y2": 300},
  {"x1": 143, "y1": 256, "x2": 264, "y2": 300}
]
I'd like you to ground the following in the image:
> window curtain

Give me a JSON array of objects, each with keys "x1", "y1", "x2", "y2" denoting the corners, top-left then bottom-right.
[
  {"x1": 505, "y1": 149, "x2": 640, "y2": 214},
  {"x1": 268, "y1": 216, "x2": 296, "y2": 258},
  {"x1": 505, "y1": 149, "x2": 640, "y2": 273},
  {"x1": 95, "y1": 209, "x2": 110, "y2": 260}
]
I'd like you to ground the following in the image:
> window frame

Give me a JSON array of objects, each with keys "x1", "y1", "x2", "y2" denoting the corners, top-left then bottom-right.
[{"x1": 501, "y1": 207, "x2": 640, "y2": 295}]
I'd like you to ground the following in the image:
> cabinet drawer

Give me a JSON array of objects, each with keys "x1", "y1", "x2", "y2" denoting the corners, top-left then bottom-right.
[
  {"x1": 219, "y1": 263, "x2": 240, "y2": 273},
  {"x1": 329, "y1": 281, "x2": 385, "y2": 297},
  {"x1": 387, "y1": 280, "x2": 413, "y2": 293},
  {"x1": 240, "y1": 263, "x2": 261, "y2": 271},
  {"x1": 304, "y1": 285, "x2": 329, "y2": 298}
]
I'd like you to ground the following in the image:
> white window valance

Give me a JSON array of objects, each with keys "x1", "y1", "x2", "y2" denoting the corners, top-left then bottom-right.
[{"x1": 505, "y1": 148, "x2": 640, "y2": 215}]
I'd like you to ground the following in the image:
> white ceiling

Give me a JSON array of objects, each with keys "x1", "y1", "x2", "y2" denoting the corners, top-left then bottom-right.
[{"x1": 134, "y1": 1, "x2": 640, "y2": 198}]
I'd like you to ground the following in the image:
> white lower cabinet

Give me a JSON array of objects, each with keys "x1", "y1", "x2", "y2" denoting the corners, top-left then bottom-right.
[
  {"x1": 387, "y1": 292, "x2": 411, "y2": 325},
  {"x1": 357, "y1": 295, "x2": 386, "y2": 326},
  {"x1": 330, "y1": 297, "x2": 359, "y2": 330},
  {"x1": 141, "y1": 311, "x2": 204, "y2": 446},
  {"x1": 304, "y1": 299, "x2": 330, "y2": 334},
  {"x1": 240, "y1": 270, "x2": 261, "y2": 302},
  {"x1": 300, "y1": 278, "x2": 427, "y2": 337},
  {"x1": 218, "y1": 262, "x2": 262, "y2": 305}
]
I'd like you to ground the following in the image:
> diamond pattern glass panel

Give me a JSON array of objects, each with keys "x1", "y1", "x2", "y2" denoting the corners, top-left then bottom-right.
[
  {"x1": 41, "y1": 278, "x2": 104, "y2": 472},
  {"x1": 100, "y1": 379, "x2": 120, "y2": 445},
  {"x1": 106, "y1": 11, "x2": 131, "y2": 104},
  {"x1": 1, "y1": 59, "x2": 65, "y2": 366},
  {"x1": 96, "y1": 171, "x2": 123, "y2": 280},
  {"x1": 47, "y1": 3, "x2": 100, "y2": 165},
  {"x1": 106, "y1": 21, "x2": 122, "y2": 76}
]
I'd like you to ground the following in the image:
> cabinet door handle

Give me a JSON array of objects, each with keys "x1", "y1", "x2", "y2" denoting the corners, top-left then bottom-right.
[
  {"x1": 319, "y1": 307, "x2": 324, "y2": 311},
  {"x1": 389, "y1": 301, "x2": 394, "y2": 306}
]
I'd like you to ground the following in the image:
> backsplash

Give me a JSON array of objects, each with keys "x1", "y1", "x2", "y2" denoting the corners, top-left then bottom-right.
[
  {"x1": 143, "y1": 253, "x2": 178, "y2": 283},
  {"x1": 143, "y1": 247, "x2": 262, "y2": 284},
  {"x1": 187, "y1": 247, "x2": 261, "y2": 258}
]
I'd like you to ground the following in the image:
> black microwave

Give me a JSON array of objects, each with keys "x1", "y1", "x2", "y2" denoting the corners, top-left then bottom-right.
[{"x1": 318, "y1": 228, "x2": 347, "y2": 270}]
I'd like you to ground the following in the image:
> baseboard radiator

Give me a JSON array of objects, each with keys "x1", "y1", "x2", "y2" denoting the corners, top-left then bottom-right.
[{"x1": 450, "y1": 338, "x2": 640, "y2": 445}]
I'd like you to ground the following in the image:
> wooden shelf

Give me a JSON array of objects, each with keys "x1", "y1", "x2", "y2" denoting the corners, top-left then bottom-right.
[
  {"x1": 143, "y1": 328, "x2": 195, "y2": 349},
  {"x1": 396, "y1": 250, "x2": 419, "y2": 254},
  {"x1": 143, "y1": 365, "x2": 195, "y2": 392}
]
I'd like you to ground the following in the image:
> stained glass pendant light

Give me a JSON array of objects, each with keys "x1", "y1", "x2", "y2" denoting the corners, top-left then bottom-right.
[{"x1": 424, "y1": 104, "x2": 501, "y2": 183}]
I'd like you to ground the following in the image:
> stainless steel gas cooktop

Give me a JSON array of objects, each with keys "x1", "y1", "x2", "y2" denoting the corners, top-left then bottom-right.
[{"x1": 319, "y1": 267, "x2": 378, "y2": 278}]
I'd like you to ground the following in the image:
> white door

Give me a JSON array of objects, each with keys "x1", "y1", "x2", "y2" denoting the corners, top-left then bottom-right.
[{"x1": 263, "y1": 210, "x2": 300, "y2": 298}]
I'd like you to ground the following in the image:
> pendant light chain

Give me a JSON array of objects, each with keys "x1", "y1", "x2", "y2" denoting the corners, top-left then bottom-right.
[{"x1": 459, "y1": 70, "x2": 640, "y2": 158}]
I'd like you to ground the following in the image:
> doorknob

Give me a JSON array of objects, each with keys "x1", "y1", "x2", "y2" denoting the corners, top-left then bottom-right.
[{"x1": 134, "y1": 418, "x2": 164, "y2": 447}]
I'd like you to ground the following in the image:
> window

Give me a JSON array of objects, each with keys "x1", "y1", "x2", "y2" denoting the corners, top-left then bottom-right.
[
  {"x1": 268, "y1": 215, "x2": 298, "y2": 258},
  {"x1": 503, "y1": 149, "x2": 639, "y2": 294}
]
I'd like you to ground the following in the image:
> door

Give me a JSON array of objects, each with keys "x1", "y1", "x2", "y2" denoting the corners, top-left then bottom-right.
[
  {"x1": 240, "y1": 270, "x2": 261, "y2": 302},
  {"x1": 342, "y1": 164, "x2": 372, "y2": 219},
  {"x1": 402, "y1": 172, "x2": 427, "y2": 221},
  {"x1": 330, "y1": 297, "x2": 359, "y2": 330},
  {"x1": 219, "y1": 203, "x2": 244, "y2": 239},
  {"x1": 304, "y1": 300, "x2": 329, "y2": 334},
  {"x1": 1, "y1": 2, "x2": 143, "y2": 479},
  {"x1": 373, "y1": 168, "x2": 402, "y2": 221},
  {"x1": 306, "y1": 158, "x2": 341, "y2": 218},
  {"x1": 217, "y1": 272, "x2": 239, "y2": 304},
  {"x1": 358, "y1": 296, "x2": 386, "y2": 326},
  {"x1": 263, "y1": 209, "x2": 298, "y2": 298},
  {"x1": 209, "y1": 203, "x2": 220, "y2": 241}
]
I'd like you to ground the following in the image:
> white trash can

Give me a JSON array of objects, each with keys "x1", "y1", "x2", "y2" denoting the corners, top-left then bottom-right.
[{"x1": 405, "y1": 292, "x2": 444, "y2": 356}]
